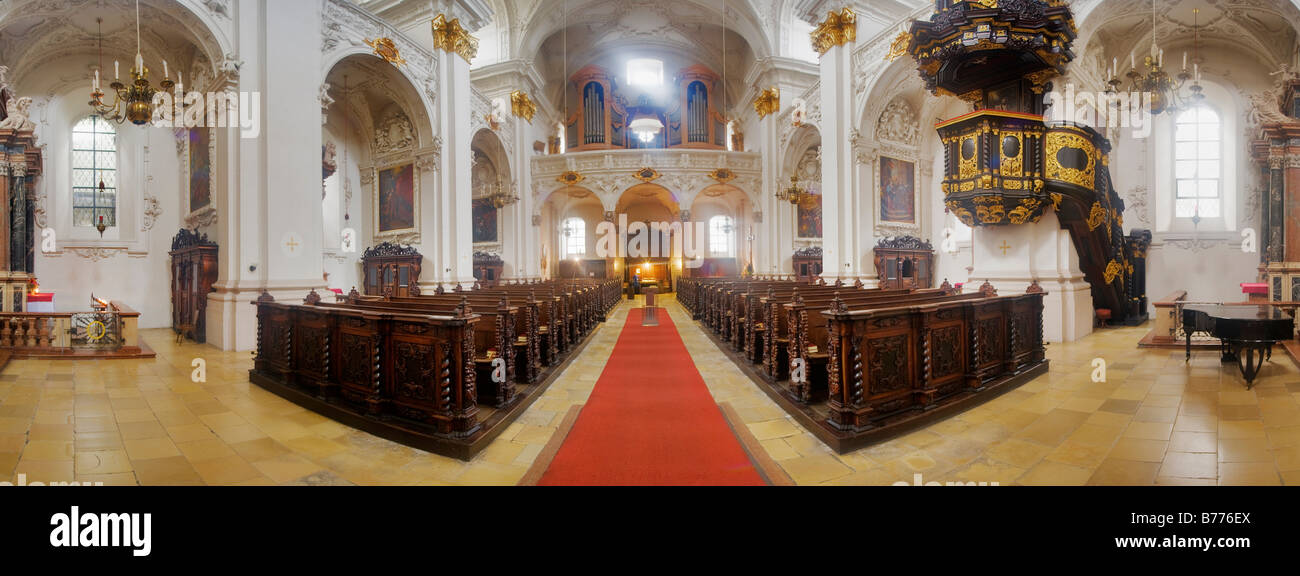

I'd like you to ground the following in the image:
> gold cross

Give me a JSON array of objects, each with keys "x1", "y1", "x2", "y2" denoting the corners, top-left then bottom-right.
[
  {"x1": 999, "y1": 241, "x2": 1011, "y2": 256},
  {"x1": 286, "y1": 237, "x2": 300, "y2": 253}
]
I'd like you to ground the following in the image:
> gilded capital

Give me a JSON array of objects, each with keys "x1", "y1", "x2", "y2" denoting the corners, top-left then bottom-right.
[
  {"x1": 753, "y1": 86, "x2": 780, "y2": 119},
  {"x1": 432, "y1": 14, "x2": 479, "y2": 63},
  {"x1": 511, "y1": 90, "x2": 537, "y2": 123},
  {"x1": 811, "y1": 8, "x2": 856, "y2": 55}
]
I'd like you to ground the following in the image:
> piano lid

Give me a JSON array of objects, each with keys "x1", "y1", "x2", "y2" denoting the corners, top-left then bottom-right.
[{"x1": 1184, "y1": 304, "x2": 1293, "y2": 321}]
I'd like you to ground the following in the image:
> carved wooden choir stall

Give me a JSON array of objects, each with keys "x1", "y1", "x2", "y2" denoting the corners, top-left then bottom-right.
[
  {"x1": 169, "y1": 229, "x2": 219, "y2": 343},
  {"x1": 362, "y1": 242, "x2": 422, "y2": 297},
  {"x1": 473, "y1": 251, "x2": 504, "y2": 288},
  {"x1": 792, "y1": 246, "x2": 823, "y2": 282},
  {"x1": 873, "y1": 236, "x2": 934, "y2": 290}
]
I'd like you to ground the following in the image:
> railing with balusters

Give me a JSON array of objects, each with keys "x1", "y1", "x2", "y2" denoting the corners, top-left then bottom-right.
[{"x1": 0, "y1": 301, "x2": 142, "y2": 355}]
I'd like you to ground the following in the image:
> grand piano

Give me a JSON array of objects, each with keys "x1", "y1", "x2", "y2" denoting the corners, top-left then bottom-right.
[{"x1": 1183, "y1": 304, "x2": 1295, "y2": 389}]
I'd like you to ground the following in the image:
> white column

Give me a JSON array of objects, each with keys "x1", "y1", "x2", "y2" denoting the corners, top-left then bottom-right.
[
  {"x1": 208, "y1": 0, "x2": 324, "y2": 351},
  {"x1": 758, "y1": 110, "x2": 781, "y2": 275},
  {"x1": 969, "y1": 212, "x2": 1093, "y2": 342},
  {"x1": 816, "y1": 10, "x2": 860, "y2": 283},
  {"x1": 432, "y1": 17, "x2": 476, "y2": 289},
  {"x1": 507, "y1": 109, "x2": 538, "y2": 281}
]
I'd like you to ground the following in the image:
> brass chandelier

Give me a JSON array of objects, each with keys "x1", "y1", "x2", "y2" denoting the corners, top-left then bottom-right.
[
  {"x1": 775, "y1": 176, "x2": 811, "y2": 206},
  {"x1": 1106, "y1": 2, "x2": 1204, "y2": 115},
  {"x1": 481, "y1": 180, "x2": 520, "y2": 209},
  {"x1": 89, "y1": 1, "x2": 174, "y2": 125}
]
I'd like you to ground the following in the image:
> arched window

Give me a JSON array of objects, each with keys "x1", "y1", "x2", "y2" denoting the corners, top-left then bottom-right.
[
  {"x1": 1174, "y1": 105, "x2": 1221, "y2": 220},
  {"x1": 709, "y1": 215, "x2": 735, "y2": 256},
  {"x1": 562, "y1": 217, "x2": 586, "y2": 256},
  {"x1": 71, "y1": 115, "x2": 117, "y2": 228}
]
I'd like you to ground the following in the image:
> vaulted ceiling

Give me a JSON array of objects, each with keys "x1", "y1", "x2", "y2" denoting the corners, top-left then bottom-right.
[{"x1": 0, "y1": 0, "x2": 225, "y2": 93}]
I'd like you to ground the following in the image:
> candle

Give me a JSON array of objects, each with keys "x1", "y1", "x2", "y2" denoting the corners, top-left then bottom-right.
[
  {"x1": 163, "y1": 60, "x2": 168, "y2": 78},
  {"x1": 1131, "y1": 52, "x2": 1135, "y2": 69},
  {"x1": 1159, "y1": 49, "x2": 1163, "y2": 67},
  {"x1": 1183, "y1": 52, "x2": 1187, "y2": 70},
  {"x1": 1113, "y1": 57, "x2": 1118, "y2": 75},
  {"x1": 94, "y1": 70, "x2": 99, "y2": 90},
  {"x1": 114, "y1": 60, "x2": 119, "y2": 79}
]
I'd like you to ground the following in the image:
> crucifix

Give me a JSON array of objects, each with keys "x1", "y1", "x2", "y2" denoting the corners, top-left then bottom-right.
[
  {"x1": 285, "y1": 237, "x2": 301, "y2": 253},
  {"x1": 998, "y1": 241, "x2": 1011, "y2": 256}
]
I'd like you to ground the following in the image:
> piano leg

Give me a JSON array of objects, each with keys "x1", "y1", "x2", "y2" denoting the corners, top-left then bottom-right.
[
  {"x1": 1185, "y1": 324, "x2": 1191, "y2": 362},
  {"x1": 1220, "y1": 339, "x2": 1237, "y2": 363},
  {"x1": 1234, "y1": 342, "x2": 1269, "y2": 390}
]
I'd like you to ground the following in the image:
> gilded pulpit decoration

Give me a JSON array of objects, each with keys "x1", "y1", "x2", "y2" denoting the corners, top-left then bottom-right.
[
  {"x1": 753, "y1": 87, "x2": 780, "y2": 119},
  {"x1": 810, "y1": 8, "x2": 857, "y2": 55},
  {"x1": 364, "y1": 37, "x2": 407, "y2": 66},
  {"x1": 431, "y1": 14, "x2": 479, "y2": 63},
  {"x1": 510, "y1": 90, "x2": 536, "y2": 123},
  {"x1": 1103, "y1": 259, "x2": 1122, "y2": 285}
]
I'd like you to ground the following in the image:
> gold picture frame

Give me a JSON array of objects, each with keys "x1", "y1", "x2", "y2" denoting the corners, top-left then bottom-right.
[{"x1": 372, "y1": 160, "x2": 421, "y2": 244}]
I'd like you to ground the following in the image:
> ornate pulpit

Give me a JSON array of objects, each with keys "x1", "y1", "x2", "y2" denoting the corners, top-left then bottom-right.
[
  {"x1": 906, "y1": 0, "x2": 1146, "y2": 324},
  {"x1": 0, "y1": 76, "x2": 41, "y2": 312}
]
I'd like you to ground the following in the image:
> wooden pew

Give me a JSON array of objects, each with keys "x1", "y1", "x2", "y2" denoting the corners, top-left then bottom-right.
[
  {"x1": 784, "y1": 289, "x2": 980, "y2": 403},
  {"x1": 251, "y1": 292, "x2": 481, "y2": 436},
  {"x1": 820, "y1": 285, "x2": 1047, "y2": 430},
  {"x1": 762, "y1": 287, "x2": 937, "y2": 382},
  {"x1": 327, "y1": 294, "x2": 521, "y2": 407}
]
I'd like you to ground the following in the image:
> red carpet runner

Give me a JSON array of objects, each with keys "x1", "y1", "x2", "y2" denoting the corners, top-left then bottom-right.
[{"x1": 538, "y1": 307, "x2": 765, "y2": 485}]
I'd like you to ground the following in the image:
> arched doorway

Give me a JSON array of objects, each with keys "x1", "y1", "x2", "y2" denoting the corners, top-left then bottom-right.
[{"x1": 614, "y1": 184, "x2": 681, "y2": 292}]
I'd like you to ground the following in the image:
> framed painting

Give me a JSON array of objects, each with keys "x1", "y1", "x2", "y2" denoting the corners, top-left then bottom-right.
[
  {"x1": 796, "y1": 193, "x2": 822, "y2": 239},
  {"x1": 188, "y1": 127, "x2": 212, "y2": 213},
  {"x1": 472, "y1": 198, "x2": 499, "y2": 244},
  {"x1": 879, "y1": 156, "x2": 916, "y2": 224},
  {"x1": 373, "y1": 161, "x2": 420, "y2": 242}
]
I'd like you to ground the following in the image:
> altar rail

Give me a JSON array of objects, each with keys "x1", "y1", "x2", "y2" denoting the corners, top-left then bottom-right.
[{"x1": 0, "y1": 301, "x2": 148, "y2": 358}]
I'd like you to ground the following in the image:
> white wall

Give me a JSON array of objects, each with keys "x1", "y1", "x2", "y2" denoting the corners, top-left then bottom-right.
[{"x1": 30, "y1": 84, "x2": 182, "y2": 329}]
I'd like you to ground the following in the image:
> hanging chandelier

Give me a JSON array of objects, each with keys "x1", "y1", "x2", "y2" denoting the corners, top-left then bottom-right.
[
  {"x1": 89, "y1": 1, "x2": 175, "y2": 125},
  {"x1": 775, "y1": 176, "x2": 809, "y2": 206},
  {"x1": 1106, "y1": 2, "x2": 1203, "y2": 115},
  {"x1": 482, "y1": 179, "x2": 520, "y2": 209},
  {"x1": 627, "y1": 102, "x2": 664, "y2": 144}
]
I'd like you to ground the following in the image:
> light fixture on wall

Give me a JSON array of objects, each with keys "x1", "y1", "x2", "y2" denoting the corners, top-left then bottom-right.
[
  {"x1": 89, "y1": 2, "x2": 175, "y2": 125},
  {"x1": 1105, "y1": 2, "x2": 1204, "y2": 115}
]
